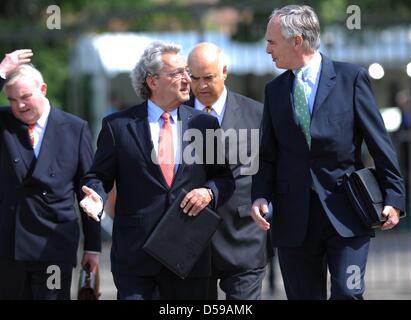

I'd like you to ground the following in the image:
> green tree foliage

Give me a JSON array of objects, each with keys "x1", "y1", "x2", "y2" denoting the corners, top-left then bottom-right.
[
  {"x1": 228, "y1": 0, "x2": 411, "y2": 42},
  {"x1": 0, "y1": 0, "x2": 179, "y2": 107},
  {"x1": 1, "y1": 0, "x2": 411, "y2": 107}
]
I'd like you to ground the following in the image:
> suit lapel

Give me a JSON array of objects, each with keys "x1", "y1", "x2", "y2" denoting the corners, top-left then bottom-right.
[
  {"x1": 282, "y1": 71, "x2": 301, "y2": 129},
  {"x1": 281, "y1": 70, "x2": 310, "y2": 152},
  {"x1": 127, "y1": 102, "x2": 169, "y2": 188},
  {"x1": 127, "y1": 102, "x2": 153, "y2": 164},
  {"x1": 221, "y1": 91, "x2": 240, "y2": 130},
  {"x1": 172, "y1": 105, "x2": 192, "y2": 185},
  {"x1": 9, "y1": 121, "x2": 36, "y2": 174},
  {"x1": 312, "y1": 55, "x2": 336, "y2": 117},
  {"x1": 31, "y1": 107, "x2": 64, "y2": 179}
]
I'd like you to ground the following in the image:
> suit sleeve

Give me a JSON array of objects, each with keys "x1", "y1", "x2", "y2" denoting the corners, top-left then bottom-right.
[
  {"x1": 203, "y1": 117, "x2": 235, "y2": 209},
  {"x1": 354, "y1": 68, "x2": 406, "y2": 212},
  {"x1": 0, "y1": 77, "x2": 5, "y2": 91},
  {"x1": 82, "y1": 118, "x2": 117, "y2": 206},
  {"x1": 251, "y1": 84, "x2": 277, "y2": 203},
  {"x1": 76, "y1": 121, "x2": 101, "y2": 252}
]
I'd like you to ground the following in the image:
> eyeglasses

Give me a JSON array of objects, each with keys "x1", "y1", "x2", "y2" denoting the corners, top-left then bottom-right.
[{"x1": 157, "y1": 66, "x2": 191, "y2": 80}]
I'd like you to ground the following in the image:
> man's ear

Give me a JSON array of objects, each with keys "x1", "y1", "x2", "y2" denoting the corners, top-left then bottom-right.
[
  {"x1": 294, "y1": 35, "x2": 304, "y2": 48},
  {"x1": 146, "y1": 76, "x2": 156, "y2": 91},
  {"x1": 40, "y1": 83, "x2": 47, "y2": 96},
  {"x1": 222, "y1": 65, "x2": 228, "y2": 81}
]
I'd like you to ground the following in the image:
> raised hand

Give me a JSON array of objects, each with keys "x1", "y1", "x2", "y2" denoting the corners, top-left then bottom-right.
[{"x1": 0, "y1": 49, "x2": 33, "y2": 76}]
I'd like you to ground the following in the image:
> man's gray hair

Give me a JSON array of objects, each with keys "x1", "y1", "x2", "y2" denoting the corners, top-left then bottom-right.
[
  {"x1": 5, "y1": 64, "x2": 44, "y2": 88},
  {"x1": 130, "y1": 41, "x2": 181, "y2": 100},
  {"x1": 270, "y1": 5, "x2": 320, "y2": 51}
]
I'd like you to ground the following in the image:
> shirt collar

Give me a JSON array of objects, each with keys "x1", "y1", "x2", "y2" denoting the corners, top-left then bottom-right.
[
  {"x1": 36, "y1": 98, "x2": 51, "y2": 129},
  {"x1": 147, "y1": 99, "x2": 178, "y2": 123},
  {"x1": 293, "y1": 51, "x2": 322, "y2": 84},
  {"x1": 194, "y1": 86, "x2": 227, "y2": 117}
]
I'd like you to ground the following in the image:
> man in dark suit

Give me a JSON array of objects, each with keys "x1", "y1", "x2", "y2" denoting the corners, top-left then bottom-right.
[
  {"x1": 251, "y1": 5, "x2": 405, "y2": 300},
  {"x1": 186, "y1": 43, "x2": 270, "y2": 300},
  {"x1": 0, "y1": 49, "x2": 33, "y2": 90},
  {"x1": 0, "y1": 64, "x2": 101, "y2": 299},
  {"x1": 80, "y1": 41, "x2": 234, "y2": 300}
]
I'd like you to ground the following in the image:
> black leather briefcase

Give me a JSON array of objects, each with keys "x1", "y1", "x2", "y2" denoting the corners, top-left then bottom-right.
[
  {"x1": 77, "y1": 265, "x2": 100, "y2": 300},
  {"x1": 343, "y1": 168, "x2": 386, "y2": 229},
  {"x1": 143, "y1": 189, "x2": 222, "y2": 279}
]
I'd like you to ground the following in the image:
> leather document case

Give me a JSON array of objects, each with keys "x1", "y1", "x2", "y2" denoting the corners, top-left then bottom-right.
[
  {"x1": 77, "y1": 265, "x2": 100, "y2": 300},
  {"x1": 143, "y1": 188, "x2": 222, "y2": 279},
  {"x1": 344, "y1": 167, "x2": 405, "y2": 228}
]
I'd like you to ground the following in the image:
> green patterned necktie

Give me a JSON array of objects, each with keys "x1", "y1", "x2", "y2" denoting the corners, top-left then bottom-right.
[{"x1": 294, "y1": 69, "x2": 311, "y2": 148}]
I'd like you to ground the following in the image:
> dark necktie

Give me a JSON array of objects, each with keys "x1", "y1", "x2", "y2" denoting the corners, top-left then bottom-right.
[{"x1": 205, "y1": 106, "x2": 213, "y2": 113}]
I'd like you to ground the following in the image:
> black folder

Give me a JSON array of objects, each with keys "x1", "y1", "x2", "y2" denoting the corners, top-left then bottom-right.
[
  {"x1": 143, "y1": 188, "x2": 222, "y2": 279},
  {"x1": 344, "y1": 167, "x2": 406, "y2": 228}
]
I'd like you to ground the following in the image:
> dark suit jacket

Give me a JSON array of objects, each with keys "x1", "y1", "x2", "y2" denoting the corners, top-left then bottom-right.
[
  {"x1": 252, "y1": 54, "x2": 405, "y2": 247},
  {"x1": 0, "y1": 106, "x2": 101, "y2": 265},
  {"x1": 0, "y1": 77, "x2": 5, "y2": 90},
  {"x1": 83, "y1": 102, "x2": 234, "y2": 277},
  {"x1": 187, "y1": 91, "x2": 270, "y2": 271}
]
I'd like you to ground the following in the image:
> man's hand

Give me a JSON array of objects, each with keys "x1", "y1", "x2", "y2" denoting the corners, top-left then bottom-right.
[
  {"x1": 180, "y1": 188, "x2": 212, "y2": 216},
  {"x1": 251, "y1": 198, "x2": 270, "y2": 231},
  {"x1": 81, "y1": 252, "x2": 99, "y2": 273},
  {"x1": 80, "y1": 186, "x2": 103, "y2": 222},
  {"x1": 380, "y1": 205, "x2": 400, "y2": 231},
  {"x1": 0, "y1": 49, "x2": 33, "y2": 76}
]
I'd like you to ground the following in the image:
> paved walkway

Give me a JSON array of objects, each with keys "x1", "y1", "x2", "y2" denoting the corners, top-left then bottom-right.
[{"x1": 72, "y1": 229, "x2": 411, "y2": 300}]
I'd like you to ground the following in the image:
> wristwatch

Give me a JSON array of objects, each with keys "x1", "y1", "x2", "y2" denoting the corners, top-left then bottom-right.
[{"x1": 206, "y1": 188, "x2": 214, "y2": 201}]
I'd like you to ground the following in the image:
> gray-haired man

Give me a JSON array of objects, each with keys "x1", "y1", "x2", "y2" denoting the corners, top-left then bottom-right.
[
  {"x1": 251, "y1": 5, "x2": 404, "y2": 300},
  {"x1": 80, "y1": 41, "x2": 234, "y2": 300}
]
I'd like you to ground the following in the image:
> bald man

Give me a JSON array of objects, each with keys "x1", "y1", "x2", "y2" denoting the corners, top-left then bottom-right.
[{"x1": 187, "y1": 43, "x2": 271, "y2": 300}]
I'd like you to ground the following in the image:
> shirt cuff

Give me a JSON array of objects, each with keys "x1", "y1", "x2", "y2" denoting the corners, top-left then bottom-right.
[
  {"x1": 0, "y1": 71, "x2": 6, "y2": 80},
  {"x1": 84, "y1": 250, "x2": 100, "y2": 255}
]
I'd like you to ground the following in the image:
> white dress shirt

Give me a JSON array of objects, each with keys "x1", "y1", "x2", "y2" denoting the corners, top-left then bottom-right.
[
  {"x1": 194, "y1": 86, "x2": 228, "y2": 125},
  {"x1": 293, "y1": 51, "x2": 322, "y2": 114},
  {"x1": 147, "y1": 100, "x2": 181, "y2": 171},
  {"x1": 31, "y1": 99, "x2": 51, "y2": 158}
]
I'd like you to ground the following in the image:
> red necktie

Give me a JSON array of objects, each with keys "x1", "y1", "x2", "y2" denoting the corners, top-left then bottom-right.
[
  {"x1": 158, "y1": 112, "x2": 174, "y2": 187},
  {"x1": 28, "y1": 124, "x2": 36, "y2": 147}
]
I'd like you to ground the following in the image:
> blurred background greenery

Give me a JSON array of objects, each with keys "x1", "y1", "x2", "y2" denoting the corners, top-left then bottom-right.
[
  {"x1": 1, "y1": 0, "x2": 411, "y2": 107},
  {"x1": 3, "y1": 2, "x2": 411, "y2": 297}
]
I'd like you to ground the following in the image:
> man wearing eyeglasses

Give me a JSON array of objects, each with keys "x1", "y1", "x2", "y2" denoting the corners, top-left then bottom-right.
[
  {"x1": 80, "y1": 41, "x2": 234, "y2": 300},
  {"x1": 186, "y1": 43, "x2": 271, "y2": 300}
]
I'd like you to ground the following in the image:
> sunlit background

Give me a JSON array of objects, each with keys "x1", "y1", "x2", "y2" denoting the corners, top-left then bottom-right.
[{"x1": 1, "y1": 0, "x2": 411, "y2": 299}]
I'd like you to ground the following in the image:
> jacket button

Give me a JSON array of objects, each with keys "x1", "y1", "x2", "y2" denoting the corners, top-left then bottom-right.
[
  {"x1": 13, "y1": 158, "x2": 20, "y2": 163},
  {"x1": 42, "y1": 191, "x2": 48, "y2": 196},
  {"x1": 50, "y1": 173, "x2": 55, "y2": 177}
]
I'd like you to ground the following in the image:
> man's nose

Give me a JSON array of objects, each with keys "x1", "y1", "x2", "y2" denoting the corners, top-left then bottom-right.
[
  {"x1": 182, "y1": 71, "x2": 191, "y2": 83},
  {"x1": 200, "y1": 79, "x2": 208, "y2": 88}
]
